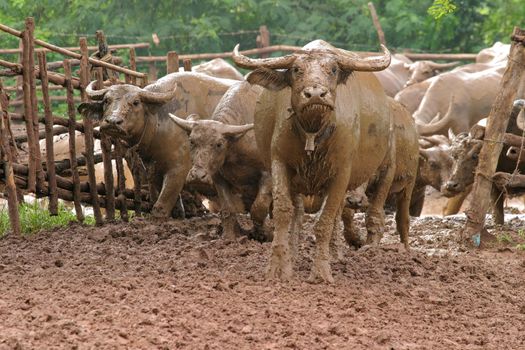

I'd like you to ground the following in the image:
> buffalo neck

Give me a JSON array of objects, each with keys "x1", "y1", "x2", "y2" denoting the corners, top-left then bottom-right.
[
  {"x1": 291, "y1": 111, "x2": 336, "y2": 155},
  {"x1": 130, "y1": 114, "x2": 158, "y2": 161}
]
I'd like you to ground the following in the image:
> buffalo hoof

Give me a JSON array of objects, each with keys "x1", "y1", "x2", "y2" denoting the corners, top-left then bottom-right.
[
  {"x1": 343, "y1": 229, "x2": 363, "y2": 250},
  {"x1": 365, "y1": 232, "x2": 383, "y2": 246},
  {"x1": 308, "y1": 259, "x2": 334, "y2": 284},
  {"x1": 151, "y1": 204, "x2": 170, "y2": 219},
  {"x1": 266, "y1": 244, "x2": 293, "y2": 282}
]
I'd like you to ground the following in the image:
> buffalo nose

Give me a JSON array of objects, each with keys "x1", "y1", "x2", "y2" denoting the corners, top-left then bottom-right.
[
  {"x1": 445, "y1": 181, "x2": 460, "y2": 191},
  {"x1": 106, "y1": 116, "x2": 123, "y2": 125},
  {"x1": 303, "y1": 86, "x2": 328, "y2": 99}
]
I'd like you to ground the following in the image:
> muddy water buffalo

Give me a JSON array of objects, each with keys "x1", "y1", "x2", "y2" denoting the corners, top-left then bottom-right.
[
  {"x1": 442, "y1": 101, "x2": 525, "y2": 223},
  {"x1": 403, "y1": 60, "x2": 459, "y2": 88},
  {"x1": 78, "y1": 82, "x2": 190, "y2": 218},
  {"x1": 191, "y1": 58, "x2": 244, "y2": 81},
  {"x1": 169, "y1": 81, "x2": 272, "y2": 241},
  {"x1": 346, "y1": 98, "x2": 419, "y2": 237},
  {"x1": 413, "y1": 65, "x2": 505, "y2": 136},
  {"x1": 233, "y1": 40, "x2": 395, "y2": 282}
]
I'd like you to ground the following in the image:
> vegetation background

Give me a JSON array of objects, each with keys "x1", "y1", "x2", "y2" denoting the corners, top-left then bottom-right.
[{"x1": 0, "y1": 0, "x2": 523, "y2": 56}]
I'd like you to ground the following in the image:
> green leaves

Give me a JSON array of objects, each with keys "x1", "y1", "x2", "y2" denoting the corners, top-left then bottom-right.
[{"x1": 427, "y1": 0, "x2": 457, "y2": 20}]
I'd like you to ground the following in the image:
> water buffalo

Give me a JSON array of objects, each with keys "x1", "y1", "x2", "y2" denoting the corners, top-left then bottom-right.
[
  {"x1": 346, "y1": 98, "x2": 419, "y2": 237},
  {"x1": 414, "y1": 65, "x2": 505, "y2": 136},
  {"x1": 403, "y1": 60, "x2": 459, "y2": 87},
  {"x1": 442, "y1": 101, "x2": 525, "y2": 223},
  {"x1": 169, "y1": 81, "x2": 272, "y2": 241},
  {"x1": 186, "y1": 58, "x2": 244, "y2": 81},
  {"x1": 476, "y1": 42, "x2": 510, "y2": 64},
  {"x1": 233, "y1": 40, "x2": 395, "y2": 282}
]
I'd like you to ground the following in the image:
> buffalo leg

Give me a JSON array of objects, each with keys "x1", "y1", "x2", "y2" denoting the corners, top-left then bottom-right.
[
  {"x1": 365, "y1": 164, "x2": 395, "y2": 246},
  {"x1": 491, "y1": 187, "x2": 505, "y2": 225},
  {"x1": 214, "y1": 176, "x2": 244, "y2": 240},
  {"x1": 308, "y1": 167, "x2": 351, "y2": 283},
  {"x1": 250, "y1": 171, "x2": 273, "y2": 241},
  {"x1": 152, "y1": 169, "x2": 185, "y2": 218},
  {"x1": 443, "y1": 186, "x2": 471, "y2": 216},
  {"x1": 330, "y1": 202, "x2": 344, "y2": 261},
  {"x1": 396, "y1": 185, "x2": 414, "y2": 250},
  {"x1": 342, "y1": 207, "x2": 361, "y2": 248},
  {"x1": 266, "y1": 159, "x2": 294, "y2": 281},
  {"x1": 289, "y1": 194, "x2": 304, "y2": 263}
]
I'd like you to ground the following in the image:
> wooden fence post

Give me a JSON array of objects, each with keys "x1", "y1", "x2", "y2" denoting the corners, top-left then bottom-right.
[
  {"x1": 37, "y1": 51, "x2": 58, "y2": 216},
  {"x1": 21, "y1": 19, "x2": 37, "y2": 193},
  {"x1": 368, "y1": 2, "x2": 387, "y2": 47},
  {"x1": 129, "y1": 47, "x2": 137, "y2": 85},
  {"x1": 148, "y1": 62, "x2": 157, "y2": 83},
  {"x1": 167, "y1": 51, "x2": 179, "y2": 74},
  {"x1": 64, "y1": 59, "x2": 85, "y2": 222},
  {"x1": 96, "y1": 67, "x2": 116, "y2": 220},
  {"x1": 257, "y1": 25, "x2": 270, "y2": 59},
  {"x1": 80, "y1": 37, "x2": 103, "y2": 225},
  {"x1": 183, "y1": 59, "x2": 192, "y2": 72},
  {"x1": 0, "y1": 84, "x2": 21, "y2": 235},
  {"x1": 115, "y1": 141, "x2": 128, "y2": 221},
  {"x1": 463, "y1": 27, "x2": 525, "y2": 242}
]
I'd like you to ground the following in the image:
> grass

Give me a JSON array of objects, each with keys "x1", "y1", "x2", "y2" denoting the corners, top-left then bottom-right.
[
  {"x1": 496, "y1": 232, "x2": 514, "y2": 244},
  {"x1": 0, "y1": 201, "x2": 95, "y2": 237}
]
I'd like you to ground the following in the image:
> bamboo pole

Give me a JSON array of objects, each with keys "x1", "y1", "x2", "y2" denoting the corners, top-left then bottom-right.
[
  {"x1": 167, "y1": 51, "x2": 179, "y2": 74},
  {"x1": 26, "y1": 19, "x2": 46, "y2": 195},
  {"x1": 463, "y1": 27, "x2": 525, "y2": 242},
  {"x1": 129, "y1": 150, "x2": 142, "y2": 217},
  {"x1": 368, "y1": 2, "x2": 386, "y2": 47},
  {"x1": 37, "y1": 51, "x2": 58, "y2": 216},
  {"x1": 183, "y1": 59, "x2": 192, "y2": 72},
  {"x1": 0, "y1": 23, "x2": 146, "y2": 79},
  {"x1": 21, "y1": 22, "x2": 37, "y2": 193},
  {"x1": 148, "y1": 62, "x2": 157, "y2": 82},
  {"x1": 63, "y1": 59, "x2": 85, "y2": 222},
  {"x1": 129, "y1": 48, "x2": 137, "y2": 85},
  {"x1": 80, "y1": 37, "x2": 103, "y2": 225},
  {"x1": 0, "y1": 42, "x2": 150, "y2": 55},
  {"x1": 134, "y1": 45, "x2": 478, "y2": 63},
  {"x1": 96, "y1": 67, "x2": 116, "y2": 220},
  {"x1": 115, "y1": 141, "x2": 128, "y2": 221},
  {"x1": 0, "y1": 93, "x2": 21, "y2": 235}
]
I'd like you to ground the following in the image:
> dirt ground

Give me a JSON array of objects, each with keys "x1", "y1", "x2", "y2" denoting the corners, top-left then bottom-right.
[{"x1": 1, "y1": 208, "x2": 525, "y2": 350}]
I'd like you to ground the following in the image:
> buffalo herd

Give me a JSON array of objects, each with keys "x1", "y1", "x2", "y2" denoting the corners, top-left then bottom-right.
[{"x1": 74, "y1": 42, "x2": 524, "y2": 282}]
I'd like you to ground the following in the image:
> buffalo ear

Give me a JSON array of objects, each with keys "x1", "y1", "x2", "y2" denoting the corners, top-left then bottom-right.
[
  {"x1": 469, "y1": 124, "x2": 486, "y2": 140},
  {"x1": 78, "y1": 102, "x2": 104, "y2": 120},
  {"x1": 337, "y1": 69, "x2": 352, "y2": 85},
  {"x1": 246, "y1": 68, "x2": 289, "y2": 91}
]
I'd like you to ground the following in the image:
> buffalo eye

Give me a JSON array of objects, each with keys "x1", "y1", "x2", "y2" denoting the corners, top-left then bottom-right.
[
  {"x1": 430, "y1": 161, "x2": 439, "y2": 170},
  {"x1": 132, "y1": 99, "x2": 140, "y2": 107},
  {"x1": 293, "y1": 67, "x2": 300, "y2": 73},
  {"x1": 216, "y1": 142, "x2": 224, "y2": 149},
  {"x1": 472, "y1": 154, "x2": 478, "y2": 160},
  {"x1": 331, "y1": 66, "x2": 337, "y2": 75}
]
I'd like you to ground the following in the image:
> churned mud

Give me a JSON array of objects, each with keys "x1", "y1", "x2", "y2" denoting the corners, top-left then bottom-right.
[{"x1": 1, "y1": 212, "x2": 525, "y2": 349}]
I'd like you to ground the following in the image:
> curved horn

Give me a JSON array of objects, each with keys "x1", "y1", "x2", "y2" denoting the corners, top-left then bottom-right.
[
  {"x1": 231, "y1": 44, "x2": 296, "y2": 70},
  {"x1": 416, "y1": 95, "x2": 456, "y2": 136},
  {"x1": 168, "y1": 113, "x2": 197, "y2": 132},
  {"x1": 427, "y1": 61, "x2": 460, "y2": 70},
  {"x1": 139, "y1": 89, "x2": 177, "y2": 104},
  {"x1": 85, "y1": 80, "x2": 108, "y2": 100},
  {"x1": 336, "y1": 44, "x2": 391, "y2": 72},
  {"x1": 219, "y1": 123, "x2": 254, "y2": 137}
]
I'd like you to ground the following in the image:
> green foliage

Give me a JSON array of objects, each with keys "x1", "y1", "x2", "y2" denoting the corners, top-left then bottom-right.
[
  {"x1": 0, "y1": 201, "x2": 94, "y2": 237},
  {"x1": 427, "y1": 0, "x2": 457, "y2": 20}
]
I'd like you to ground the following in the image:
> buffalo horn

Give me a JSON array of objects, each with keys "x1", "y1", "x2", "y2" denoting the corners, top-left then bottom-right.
[
  {"x1": 139, "y1": 89, "x2": 177, "y2": 104},
  {"x1": 427, "y1": 61, "x2": 460, "y2": 70},
  {"x1": 168, "y1": 113, "x2": 196, "y2": 132},
  {"x1": 85, "y1": 81, "x2": 108, "y2": 100},
  {"x1": 219, "y1": 123, "x2": 254, "y2": 137},
  {"x1": 336, "y1": 44, "x2": 391, "y2": 72},
  {"x1": 232, "y1": 44, "x2": 296, "y2": 70}
]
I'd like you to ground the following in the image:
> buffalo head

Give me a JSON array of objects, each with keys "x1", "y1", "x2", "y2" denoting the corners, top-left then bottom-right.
[
  {"x1": 441, "y1": 125, "x2": 485, "y2": 197},
  {"x1": 232, "y1": 40, "x2": 390, "y2": 133},
  {"x1": 78, "y1": 81, "x2": 177, "y2": 143},
  {"x1": 168, "y1": 113, "x2": 253, "y2": 186},
  {"x1": 404, "y1": 61, "x2": 459, "y2": 87}
]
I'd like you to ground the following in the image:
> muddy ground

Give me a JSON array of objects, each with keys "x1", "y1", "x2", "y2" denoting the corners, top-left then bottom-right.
[{"x1": 1, "y1": 210, "x2": 525, "y2": 349}]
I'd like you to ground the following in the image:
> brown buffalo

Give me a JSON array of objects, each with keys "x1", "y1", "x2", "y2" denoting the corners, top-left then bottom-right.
[
  {"x1": 169, "y1": 81, "x2": 272, "y2": 240},
  {"x1": 442, "y1": 101, "x2": 525, "y2": 223},
  {"x1": 403, "y1": 60, "x2": 459, "y2": 87},
  {"x1": 78, "y1": 80, "x2": 190, "y2": 218},
  {"x1": 234, "y1": 40, "x2": 395, "y2": 282},
  {"x1": 190, "y1": 58, "x2": 244, "y2": 81},
  {"x1": 414, "y1": 65, "x2": 505, "y2": 136},
  {"x1": 346, "y1": 98, "x2": 419, "y2": 236}
]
